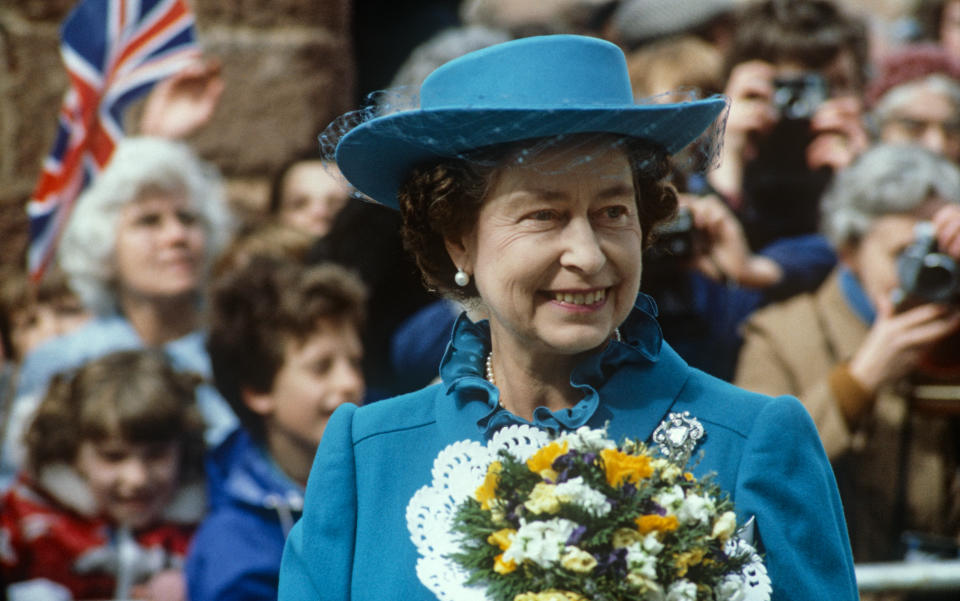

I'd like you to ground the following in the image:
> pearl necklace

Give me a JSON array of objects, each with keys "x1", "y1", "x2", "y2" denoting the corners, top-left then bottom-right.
[{"x1": 484, "y1": 328, "x2": 621, "y2": 410}]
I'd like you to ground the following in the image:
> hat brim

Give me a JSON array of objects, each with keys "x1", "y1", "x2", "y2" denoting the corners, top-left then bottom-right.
[{"x1": 335, "y1": 96, "x2": 727, "y2": 209}]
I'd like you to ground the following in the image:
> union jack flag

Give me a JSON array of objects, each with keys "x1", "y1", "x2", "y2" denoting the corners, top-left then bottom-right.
[{"x1": 26, "y1": 0, "x2": 200, "y2": 282}]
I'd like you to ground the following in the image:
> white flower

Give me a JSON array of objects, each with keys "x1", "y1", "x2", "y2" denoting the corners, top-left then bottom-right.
[
  {"x1": 502, "y1": 518, "x2": 578, "y2": 568},
  {"x1": 641, "y1": 531, "x2": 664, "y2": 555},
  {"x1": 557, "y1": 426, "x2": 616, "y2": 453},
  {"x1": 665, "y1": 579, "x2": 698, "y2": 601},
  {"x1": 555, "y1": 477, "x2": 611, "y2": 517},
  {"x1": 654, "y1": 485, "x2": 685, "y2": 512},
  {"x1": 715, "y1": 574, "x2": 748, "y2": 601},
  {"x1": 677, "y1": 493, "x2": 715, "y2": 526},
  {"x1": 625, "y1": 543, "x2": 658, "y2": 580}
]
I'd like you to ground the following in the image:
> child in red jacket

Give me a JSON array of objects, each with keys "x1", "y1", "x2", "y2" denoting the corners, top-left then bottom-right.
[{"x1": 0, "y1": 349, "x2": 207, "y2": 601}]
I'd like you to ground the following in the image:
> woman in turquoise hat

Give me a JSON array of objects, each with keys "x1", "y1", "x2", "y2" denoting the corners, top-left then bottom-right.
[{"x1": 278, "y1": 34, "x2": 857, "y2": 601}]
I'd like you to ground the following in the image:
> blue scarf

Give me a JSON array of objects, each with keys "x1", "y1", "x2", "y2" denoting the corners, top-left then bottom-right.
[{"x1": 839, "y1": 265, "x2": 876, "y2": 325}]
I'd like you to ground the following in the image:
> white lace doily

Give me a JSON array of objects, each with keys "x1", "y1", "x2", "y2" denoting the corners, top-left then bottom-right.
[
  {"x1": 405, "y1": 423, "x2": 771, "y2": 601},
  {"x1": 406, "y1": 425, "x2": 551, "y2": 600}
]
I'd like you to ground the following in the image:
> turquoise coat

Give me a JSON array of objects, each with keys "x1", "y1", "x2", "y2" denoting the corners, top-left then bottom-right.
[{"x1": 279, "y1": 299, "x2": 858, "y2": 601}]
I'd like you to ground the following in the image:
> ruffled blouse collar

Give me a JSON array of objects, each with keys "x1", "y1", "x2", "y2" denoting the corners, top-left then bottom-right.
[{"x1": 438, "y1": 293, "x2": 664, "y2": 437}]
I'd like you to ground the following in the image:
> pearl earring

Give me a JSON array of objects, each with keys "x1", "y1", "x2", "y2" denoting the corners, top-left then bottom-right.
[{"x1": 454, "y1": 269, "x2": 470, "y2": 287}]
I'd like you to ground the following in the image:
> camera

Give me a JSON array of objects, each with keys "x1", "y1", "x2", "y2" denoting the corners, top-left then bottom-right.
[
  {"x1": 643, "y1": 206, "x2": 709, "y2": 282},
  {"x1": 647, "y1": 206, "x2": 702, "y2": 263},
  {"x1": 740, "y1": 73, "x2": 833, "y2": 251},
  {"x1": 893, "y1": 222, "x2": 960, "y2": 310},
  {"x1": 771, "y1": 73, "x2": 830, "y2": 121}
]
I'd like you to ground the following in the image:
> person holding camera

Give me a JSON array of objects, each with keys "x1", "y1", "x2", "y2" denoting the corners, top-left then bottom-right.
[
  {"x1": 735, "y1": 144, "x2": 960, "y2": 566},
  {"x1": 640, "y1": 0, "x2": 870, "y2": 381},
  {"x1": 707, "y1": 0, "x2": 870, "y2": 251}
]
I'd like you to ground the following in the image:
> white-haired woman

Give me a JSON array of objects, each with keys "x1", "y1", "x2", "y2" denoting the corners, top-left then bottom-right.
[
  {"x1": 736, "y1": 143, "x2": 960, "y2": 563},
  {"x1": 14, "y1": 137, "x2": 237, "y2": 446}
]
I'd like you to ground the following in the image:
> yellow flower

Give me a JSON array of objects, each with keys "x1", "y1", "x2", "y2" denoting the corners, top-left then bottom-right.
[
  {"x1": 560, "y1": 546, "x2": 598, "y2": 573},
  {"x1": 652, "y1": 458, "x2": 682, "y2": 483},
  {"x1": 487, "y1": 528, "x2": 516, "y2": 551},
  {"x1": 514, "y1": 590, "x2": 587, "y2": 601},
  {"x1": 711, "y1": 511, "x2": 737, "y2": 541},
  {"x1": 600, "y1": 448, "x2": 653, "y2": 487},
  {"x1": 527, "y1": 441, "x2": 568, "y2": 480},
  {"x1": 612, "y1": 527, "x2": 644, "y2": 548},
  {"x1": 494, "y1": 553, "x2": 517, "y2": 574},
  {"x1": 684, "y1": 472, "x2": 695, "y2": 482},
  {"x1": 626, "y1": 572, "x2": 661, "y2": 593},
  {"x1": 674, "y1": 548, "x2": 706, "y2": 577},
  {"x1": 475, "y1": 461, "x2": 502, "y2": 510},
  {"x1": 635, "y1": 514, "x2": 679, "y2": 535},
  {"x1": 524, "y1": 482, "x2": 561, "y2": 514}
]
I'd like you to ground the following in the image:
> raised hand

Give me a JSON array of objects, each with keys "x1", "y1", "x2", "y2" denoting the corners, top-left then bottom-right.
[{"x1": 139, "y1": 57, "x2": 224, "y2": 139}]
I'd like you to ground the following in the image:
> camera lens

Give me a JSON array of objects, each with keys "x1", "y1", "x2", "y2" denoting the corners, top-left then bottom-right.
[{"x1": 917, "y1": 254, "x2": 960, "y2": 303}]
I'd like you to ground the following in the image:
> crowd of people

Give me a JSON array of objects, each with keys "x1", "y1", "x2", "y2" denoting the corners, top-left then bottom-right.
[{"x1": 2, "y1": 0, "x2": 960, "y2": 599}]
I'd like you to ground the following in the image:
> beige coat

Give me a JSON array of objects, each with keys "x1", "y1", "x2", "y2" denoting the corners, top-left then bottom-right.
[{"x1": 735, "y1": 269, "x2": 960, "y2": 563}]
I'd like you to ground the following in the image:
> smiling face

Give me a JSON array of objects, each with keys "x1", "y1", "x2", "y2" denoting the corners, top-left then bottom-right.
[
  {"x1": 75, "y1": 436, "x2": 181, "y2": 529},
  {"x1": 113, "y1": 191, "x2": 206, "y2": 305},
  {"x1": 446, "y1": 142, "x2": 642, "y2": 359},
  {"x1": 246, "y1": 318, "x2": 364, "y2": 482}
]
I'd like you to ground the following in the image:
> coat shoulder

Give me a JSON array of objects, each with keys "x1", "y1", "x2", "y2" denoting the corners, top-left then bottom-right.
[
  {"x1": 678, "y1": 368, "x2": 812, "y2": 441},
  {"x1": 350, "y1": 384, "x2": 442, "y2": 443}
]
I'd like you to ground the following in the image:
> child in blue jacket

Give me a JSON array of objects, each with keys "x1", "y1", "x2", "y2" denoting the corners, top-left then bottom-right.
[{"x1": 185, "y1": 256, "x2": 366, "y2": 601}]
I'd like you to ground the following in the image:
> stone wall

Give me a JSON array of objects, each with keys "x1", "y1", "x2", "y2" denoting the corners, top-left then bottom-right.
[{"x1": 0, "y1": 0, "x2": 354, "y2": 272}]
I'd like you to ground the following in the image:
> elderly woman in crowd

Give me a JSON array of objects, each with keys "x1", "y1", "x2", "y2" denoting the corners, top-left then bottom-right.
[
  {"x1": 735, "y1": 144, "x2": 960, "y2": 564},
  {"x1": 278, "y1": 34, "x2": 857, "y2": 601},
  {"x1": 14, "y1": 136, "x2": 237, "y2": 446},
  {"x1": 867, "y1": 43, "x2": 960, "y2": 163}
]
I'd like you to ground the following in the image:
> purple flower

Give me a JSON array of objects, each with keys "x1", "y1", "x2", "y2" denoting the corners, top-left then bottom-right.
[
  {"x1": 595, "y1": 547, "x2": 627, "y2": 577},
  {"x1": 567, "y1": 525, "x2": 588, "y2": 546}
]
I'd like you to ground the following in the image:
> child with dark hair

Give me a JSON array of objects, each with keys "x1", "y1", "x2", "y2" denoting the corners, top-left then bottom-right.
[
  {"x1": 0, "y1": 349, "x2": 207, "y2": 601},
  {"x1": 185, "y1": 256, "x2": 366, "y2": 601}
]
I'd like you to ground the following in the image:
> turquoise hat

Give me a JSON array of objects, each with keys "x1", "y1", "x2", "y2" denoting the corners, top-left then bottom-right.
[{"x1": 333, "y1": 34, "x2": 727, "y2": 209}]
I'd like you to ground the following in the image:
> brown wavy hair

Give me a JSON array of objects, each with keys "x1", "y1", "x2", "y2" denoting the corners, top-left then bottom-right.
[
  {"x1": 24, "y1": 349, "x2": 207, "y2": 482},
  {"x1": 206, "y1": 257, "x2": 367, "y2": 441},
  {"x1": 397, "y1": 135, "x2": 678, "y2": 301}
]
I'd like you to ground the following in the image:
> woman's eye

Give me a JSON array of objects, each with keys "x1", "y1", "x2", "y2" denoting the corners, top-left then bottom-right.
[
  {"x1": 99, "y1": 450, "x2": 128, "y2": 463},
  {"x1": 134, "y1": 213, "x2": 162, "y2": 227},
  {"x1": 600, "y1": 205, "x2": 629, "y2": 220},
  {"x1": 177, "y1": 210, "x2": 199, "y2": 226},
  {"x1": 528, "y1": 209, "x2": 557, "y2": 221}
]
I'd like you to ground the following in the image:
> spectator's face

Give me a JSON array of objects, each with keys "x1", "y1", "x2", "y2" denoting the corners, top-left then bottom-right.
[
  {"x1": 846, "y1": 205, "x2": 942, "y2": 305},
  {"x1": 254, "y1": 319, "x2": 364, "y2": 458},
  {"x1": 941, "y1": 0, "x2": 960, "y2": 56},
  {"x1": 278, "y1": 161, "x2": 351, "y2": 238},
  {"x1": 113, "y1": 192, "x2": 206, "y2": 304},
  {"x1": 879, "y1": 83, "x2": 960, "y2": 163},
  {"x1": 771, "y1": 50, "x2": 861, "y2": 117},
  {"x1": 76, "y1": 436, "x2": 181, "y2": 528},
  {"x1": 11, "y1": 296, "x2": 90, "y2": 358}
]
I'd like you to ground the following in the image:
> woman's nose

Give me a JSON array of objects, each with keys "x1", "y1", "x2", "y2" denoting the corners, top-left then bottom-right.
[
  {"x1": 159, "y1": 214, "x2": 191, "y2": 243},
  {"x1": 560, "y1": 218, "x2": 605, "y2": 273},
  {"x1": 921, "y1": 125, "x2": 949, "y2": 156}
]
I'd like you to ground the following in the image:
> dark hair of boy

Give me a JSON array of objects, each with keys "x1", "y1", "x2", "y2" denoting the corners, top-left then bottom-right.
[{"x1": 206, "y1": 256, "x2": 367, "y2": 441}]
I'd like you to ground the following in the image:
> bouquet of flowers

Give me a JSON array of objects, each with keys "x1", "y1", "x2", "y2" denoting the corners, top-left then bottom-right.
[{"x1": 406, "y1": 421, "x2": 769, "y2": 601}]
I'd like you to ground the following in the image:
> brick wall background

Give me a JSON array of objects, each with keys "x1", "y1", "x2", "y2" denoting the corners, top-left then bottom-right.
[{"x1": 0, "y1": 0, "x2": 355, "y2": 272}]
